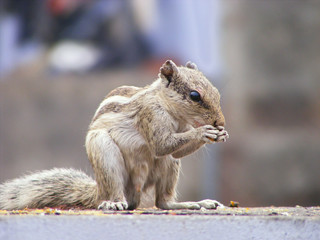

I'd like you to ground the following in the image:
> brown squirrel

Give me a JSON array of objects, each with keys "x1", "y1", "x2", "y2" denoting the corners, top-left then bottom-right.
[{"x1": 0, "y1": 60, "x2": 228, "y2": 210}]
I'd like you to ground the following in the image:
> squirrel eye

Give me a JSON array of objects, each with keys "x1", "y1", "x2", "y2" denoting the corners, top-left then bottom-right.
[{"x1": 190, "y1": 91, "x2": 201, "y2": 102}]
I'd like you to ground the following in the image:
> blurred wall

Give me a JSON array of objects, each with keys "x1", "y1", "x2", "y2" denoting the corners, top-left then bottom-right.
[
  {"x1": 0, "y1": 60, "x2": 153, "y2": 182},
  {"x1": 221, "y1": 1, "x2": 320, "y2": 206}
]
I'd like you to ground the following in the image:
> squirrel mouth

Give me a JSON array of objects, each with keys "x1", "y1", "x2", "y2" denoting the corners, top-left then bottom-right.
[{"x1": 193, "y1": 120, "x2": 205, "y2": 128}]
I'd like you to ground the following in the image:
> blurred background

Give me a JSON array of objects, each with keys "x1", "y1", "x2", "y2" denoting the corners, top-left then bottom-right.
[{"x1": 0, "y1": 0, "x2": 319, "y2": 207}]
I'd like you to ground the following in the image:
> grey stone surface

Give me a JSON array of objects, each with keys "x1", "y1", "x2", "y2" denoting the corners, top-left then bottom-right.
[{"x1": 1, "y1": 214, "x2": 320, "y2": 240}]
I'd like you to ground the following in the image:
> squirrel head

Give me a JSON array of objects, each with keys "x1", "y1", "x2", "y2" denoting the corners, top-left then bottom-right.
[{"x1": 159, "y1": 60, "x2": 225, "y2": 128}]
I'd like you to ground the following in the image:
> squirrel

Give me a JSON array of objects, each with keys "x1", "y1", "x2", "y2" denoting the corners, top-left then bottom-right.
[{"x1": 0, "y1": 60, "x2": 229, "y2": 211}]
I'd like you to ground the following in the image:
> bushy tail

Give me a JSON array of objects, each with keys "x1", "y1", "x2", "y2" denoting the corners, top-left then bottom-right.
[{"x1": 0, "y1": 168, "x2": 98, "y2": 210}]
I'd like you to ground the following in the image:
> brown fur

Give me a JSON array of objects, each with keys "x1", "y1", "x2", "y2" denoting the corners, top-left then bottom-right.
[{"x1": 86, "y1": 60, "x2": 228, "y2": 210}]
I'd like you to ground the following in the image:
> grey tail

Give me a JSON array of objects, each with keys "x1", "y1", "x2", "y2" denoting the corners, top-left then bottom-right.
[{"x1": 0, "y1": 168, "x2": 98, "y2": 210}]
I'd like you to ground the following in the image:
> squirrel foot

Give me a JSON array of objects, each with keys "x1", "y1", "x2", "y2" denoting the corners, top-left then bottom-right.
[
  {"x1": 197, "y1": 199, "x2": 224, "y2": 209},
  {"x1": 98, "y1": 200, "x2": 128, "y2": 211},
  {"x1": 158, "y1": 199, "x2": 224, "y2": 210}
]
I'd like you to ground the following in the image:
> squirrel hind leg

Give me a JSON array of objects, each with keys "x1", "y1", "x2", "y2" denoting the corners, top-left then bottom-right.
[{"x1": 86, "y1": 130, "x2": 129, "y2": 209}]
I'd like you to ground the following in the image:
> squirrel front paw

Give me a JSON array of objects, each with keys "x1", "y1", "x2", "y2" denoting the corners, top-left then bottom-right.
[
  {"x1": 198, "y1": 125, "x2": 229, "y2": 143},
  {"x1": 215, "y1": 126, "x2": 229, "y2": 143}
]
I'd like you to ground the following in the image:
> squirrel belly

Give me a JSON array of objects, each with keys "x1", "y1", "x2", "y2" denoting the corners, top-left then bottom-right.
[{"x1": 0, "y1": 168, "x2": 97, "y2": 210}]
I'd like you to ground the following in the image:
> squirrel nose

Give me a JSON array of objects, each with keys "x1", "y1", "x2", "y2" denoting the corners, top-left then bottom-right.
[{"x1": 214, "y1": 113, "x2": 225, "y2": 127}]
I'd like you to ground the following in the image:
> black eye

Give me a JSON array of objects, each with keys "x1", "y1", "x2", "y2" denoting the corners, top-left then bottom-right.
[{"x1": 190, "y1": 91, "x2": 201, "y2": 102}]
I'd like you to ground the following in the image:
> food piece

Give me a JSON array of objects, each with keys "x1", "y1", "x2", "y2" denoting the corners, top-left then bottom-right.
[{"x1": 229, "y1": 201, "x2": 240, "y2": 208}]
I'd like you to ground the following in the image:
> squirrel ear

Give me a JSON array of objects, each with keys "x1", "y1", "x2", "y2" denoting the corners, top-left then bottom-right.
[
  {"x1": 160, "y1": 60, "x2": 179, "y2": 83},
  {"x1": 186, "y1": 61, "x2": 198, "y2": 70}
]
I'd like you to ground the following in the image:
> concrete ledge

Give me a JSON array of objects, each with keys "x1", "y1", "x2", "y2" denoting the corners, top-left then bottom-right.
[{"x1": 1, "y1": 208, "x2": 320, "y2": 240}]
